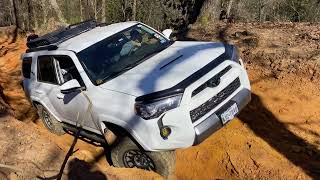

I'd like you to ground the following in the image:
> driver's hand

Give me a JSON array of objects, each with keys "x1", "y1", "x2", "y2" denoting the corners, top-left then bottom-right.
[
  {"x1": 60, "y1": 69, "x2": 67, "y2": 75},
  {"x1": 132, "y1": 41, "x2": 141, "y2": 47}
]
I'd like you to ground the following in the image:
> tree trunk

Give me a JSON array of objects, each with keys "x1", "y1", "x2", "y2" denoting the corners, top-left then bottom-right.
[
  {"x1": 198, "y1": 0, "x2": 222, "y2": 21},
  {"x1": 132, "y1": 0, "x2": 137, "y2": 21},
  {"x1": 9, "y1": 0, "x2": 19, "y2": 43},
  {"x1": 226, "y1": 0, "x2": 234, "y2": 18},
  {"x1": 121, "y1": 0, "x2": 126, "y2": 21},
  {"x1": 79, "y1": 0, "x2": 83, "y2": 21},
  {"x1": 10, "y1": 0, "x2": 19, "y2": 28},
  {"x1": 101, "y1": 0, "x2": 106, "y2": 22},
  {"x1": 7, "y1": 2, "x2": 13, "y2": 26},
  {"x1": 26, "y1": 0, "x2": 32, "y2": 30},
  {"x1": 258, "y1": 0, "x2": 265, "y2": 22},
  {"x1": 94, "y1": 0, "x2": 97, "y2": 20},
  {"x1": 32, "y1": 1, "x2": 38, "y2": 29},
  {"x1": 49, "y1": 0, "x2": 67, "y2": 24}
]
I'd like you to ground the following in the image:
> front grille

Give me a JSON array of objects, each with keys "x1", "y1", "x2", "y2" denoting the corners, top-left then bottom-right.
[
  {"x1": 190, "y1": 78, "x2": 241, "y2": 123},
  {"x1": 192, "y1": 66, "x2": 232, "y2": 97}
]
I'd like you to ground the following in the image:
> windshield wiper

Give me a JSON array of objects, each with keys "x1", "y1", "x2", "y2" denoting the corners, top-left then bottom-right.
[{"x1": 98, "y1": 65, "x2": 133, "y2": 84}]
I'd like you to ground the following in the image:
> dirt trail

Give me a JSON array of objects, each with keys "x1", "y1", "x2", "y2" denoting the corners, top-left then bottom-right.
[{"x1": 1, "y1": 23, "x2": 320, "y2": 179}]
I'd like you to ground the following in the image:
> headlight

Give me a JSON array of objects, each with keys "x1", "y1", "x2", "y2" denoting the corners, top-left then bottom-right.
[{"x1": 135, "y1": 94, "x2": 182, "y2": 120}]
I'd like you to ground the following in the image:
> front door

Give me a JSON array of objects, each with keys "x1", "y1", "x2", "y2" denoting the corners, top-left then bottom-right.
[
  {"x1": 51, "y1": 55, "x2": 96, "y2": 130},
  {"x1": 35, "y1": 55, "x2": 95, "y2": 130}
]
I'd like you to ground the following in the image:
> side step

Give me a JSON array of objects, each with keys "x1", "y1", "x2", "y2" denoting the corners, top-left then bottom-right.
[{"x1": 62, "y1": 123, "x2": 106, "y2": 144}]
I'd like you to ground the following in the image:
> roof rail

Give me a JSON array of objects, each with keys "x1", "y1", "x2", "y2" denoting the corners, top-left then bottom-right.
[
  {"x1": 26, "y1": 45, "x2": 58, "y2": 53},
  {"x1": 26, "y1": 19, "x2": 98, "y2": 52}
]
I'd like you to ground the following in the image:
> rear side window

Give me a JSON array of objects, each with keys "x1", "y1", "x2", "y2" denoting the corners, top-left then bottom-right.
[
  {"x1": 37, "y1": 56, "x2": 58, "y2": 84},
  {"x1": 22, "y1": 57, "x2": 32, "y2": 79}
]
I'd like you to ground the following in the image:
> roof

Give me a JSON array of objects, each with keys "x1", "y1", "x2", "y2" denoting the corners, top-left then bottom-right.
[{"x1": 58, "y1": 21, "x2": 138, "y2": 52}]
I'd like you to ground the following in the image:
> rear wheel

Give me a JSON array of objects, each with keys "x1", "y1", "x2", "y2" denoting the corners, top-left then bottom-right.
[
  {"x1": 36, "y1": 104, "x2": 65, "y2": 136},
  {"x1": 111, "y1": 137, "x2": 175, "y2": 178}
]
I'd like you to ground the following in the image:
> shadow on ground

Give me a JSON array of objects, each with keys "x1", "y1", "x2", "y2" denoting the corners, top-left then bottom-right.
[
  {"x1": 67, "y1": 158, "x2": 107, "y2": 180},
  {"x1": 238, "y1": 93, "x2": 320, "y2": 178}
]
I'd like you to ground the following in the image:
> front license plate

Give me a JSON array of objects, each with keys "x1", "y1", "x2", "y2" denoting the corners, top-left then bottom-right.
[{"x1": 220, "y1": 103, "x2": 239, "y2": 124}]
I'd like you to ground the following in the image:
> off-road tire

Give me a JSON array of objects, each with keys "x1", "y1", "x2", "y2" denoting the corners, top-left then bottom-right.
[
  {"x1": 111, "y1": 137, "x2": 175, "y2": 179},
  {"x1": 36, "y1": 104, "x2": 65, "y2": 136}
]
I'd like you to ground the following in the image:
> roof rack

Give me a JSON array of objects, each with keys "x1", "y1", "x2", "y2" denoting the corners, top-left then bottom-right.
[{"x1": 26, "y1": 19, "x2": 100, "y2": 52}]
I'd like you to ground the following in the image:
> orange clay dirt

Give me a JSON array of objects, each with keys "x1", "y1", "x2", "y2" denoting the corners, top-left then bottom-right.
[{"x1": 0, "y1": 23, "x2": 320, "y2": 180}]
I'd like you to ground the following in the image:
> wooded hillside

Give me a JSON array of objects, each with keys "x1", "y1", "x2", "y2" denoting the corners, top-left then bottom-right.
[{"x1": 0, "y1": 0, "x2": 320, "y2": 32}]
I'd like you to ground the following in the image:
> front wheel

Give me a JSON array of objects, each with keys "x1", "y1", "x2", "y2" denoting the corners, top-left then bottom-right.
[{"x1": 111, "y1": 137, "x2": 175, "y2": 178}]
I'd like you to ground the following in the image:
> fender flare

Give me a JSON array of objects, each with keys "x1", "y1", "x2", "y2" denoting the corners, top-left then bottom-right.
[{"x1": 31, "y1": 97, "x2": 63, "y2": 123}]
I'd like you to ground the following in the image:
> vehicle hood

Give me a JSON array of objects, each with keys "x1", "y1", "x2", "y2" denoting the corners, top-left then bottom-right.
[{"x1": 99, "y1": 41, "x2": 226, "y2": 97}]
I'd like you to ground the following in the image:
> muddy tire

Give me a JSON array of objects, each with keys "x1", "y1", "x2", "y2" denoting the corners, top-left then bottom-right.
[
  {"x1": 111, "y1": 137, "x2": 175, "y2": 178},
  {"x1": 36, "y1": 104, "x2": 65, "y2": 136}
]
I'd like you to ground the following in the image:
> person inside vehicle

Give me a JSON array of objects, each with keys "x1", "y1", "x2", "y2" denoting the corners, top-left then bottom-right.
[{"x1": 120, "y1": 29, "x2": 143, "y2": 57}]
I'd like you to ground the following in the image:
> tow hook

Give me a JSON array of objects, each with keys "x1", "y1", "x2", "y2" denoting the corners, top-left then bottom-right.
[{"x1": 157, "y1": 114, "x2": 172, "y2": 139}]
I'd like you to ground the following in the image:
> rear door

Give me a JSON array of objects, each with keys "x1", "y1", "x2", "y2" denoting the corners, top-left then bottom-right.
[{"x1": 22, "y1": 56, "x2": 34, "y2": 98}]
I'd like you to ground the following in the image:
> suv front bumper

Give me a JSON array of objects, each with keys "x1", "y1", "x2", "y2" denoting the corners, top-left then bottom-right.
[
  {"x1": 193, "y1": 88, "x2": 251, "y2": 145},
  {"x1": 131, "y1": 61, "x2": 251, "y2": 151}
]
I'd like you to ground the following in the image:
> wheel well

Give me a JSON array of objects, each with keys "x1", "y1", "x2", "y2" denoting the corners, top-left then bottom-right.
[
  {"x1": 103, "y1": 122, "x2": 146, "y2": 150},
  {"x1": 103, "y1": 122, "x2": 127, "y2": 137},
  {"x1": 32, "y1": 101, "x2": 40, "y2": 107}
]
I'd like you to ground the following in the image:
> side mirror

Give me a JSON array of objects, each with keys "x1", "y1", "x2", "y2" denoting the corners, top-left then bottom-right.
[
  {"x1": 162, "y1": 29, "x2": 173, "y2": 39},
  {"x1": 60, "y1": 79, "x2": 81, "y2": 94}
]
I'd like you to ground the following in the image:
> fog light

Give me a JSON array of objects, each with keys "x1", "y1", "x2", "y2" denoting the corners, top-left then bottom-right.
[{"x1": 160, "y1": 126, "x2": 171, "y2": 139}]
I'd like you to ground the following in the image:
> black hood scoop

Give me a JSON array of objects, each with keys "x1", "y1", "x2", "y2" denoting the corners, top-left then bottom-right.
[{"x1": 159, "y1": 55, "x2": 183, "y2": 70}]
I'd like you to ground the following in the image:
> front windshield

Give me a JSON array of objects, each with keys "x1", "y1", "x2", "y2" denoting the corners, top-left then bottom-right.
[{"x1": 77, "y1": 24, "x2": 171, "y2": 85}]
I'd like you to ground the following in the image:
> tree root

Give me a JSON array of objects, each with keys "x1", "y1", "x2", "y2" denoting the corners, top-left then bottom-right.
[{"x1": 0, "y1": 164, "x2": 22, "y2": 172}]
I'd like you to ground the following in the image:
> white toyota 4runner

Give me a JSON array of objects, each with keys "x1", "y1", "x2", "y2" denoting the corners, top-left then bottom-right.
[{"x1": 21, "y1": 20, "x2": 251, "y2": 177}]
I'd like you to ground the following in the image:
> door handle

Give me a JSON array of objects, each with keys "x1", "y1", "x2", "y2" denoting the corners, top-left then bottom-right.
[{"x1": 56, "y1": 93, "x2": 64, "y2": 99}]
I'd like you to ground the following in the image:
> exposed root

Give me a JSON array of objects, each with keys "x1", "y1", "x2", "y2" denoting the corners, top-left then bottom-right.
[{"x1": 0, "y1": 164, "x2": 22, "y2": 172}]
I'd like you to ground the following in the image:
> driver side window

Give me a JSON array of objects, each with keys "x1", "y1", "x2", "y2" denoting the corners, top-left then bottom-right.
[{"x1": 54, "y1": 56, "x2": 85, "y2": 87}]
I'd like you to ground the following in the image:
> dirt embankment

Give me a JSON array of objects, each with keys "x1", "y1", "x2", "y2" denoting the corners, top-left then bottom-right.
[
  {"x1": 0, "y1": 23, "x2": 320, "y2": 179},
  {"x1": 0, "y1": 27, "x2": 35, "y2": 120},
  {"x1": 188, "y1": 22, "x2": 320, "y2": 81}
]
